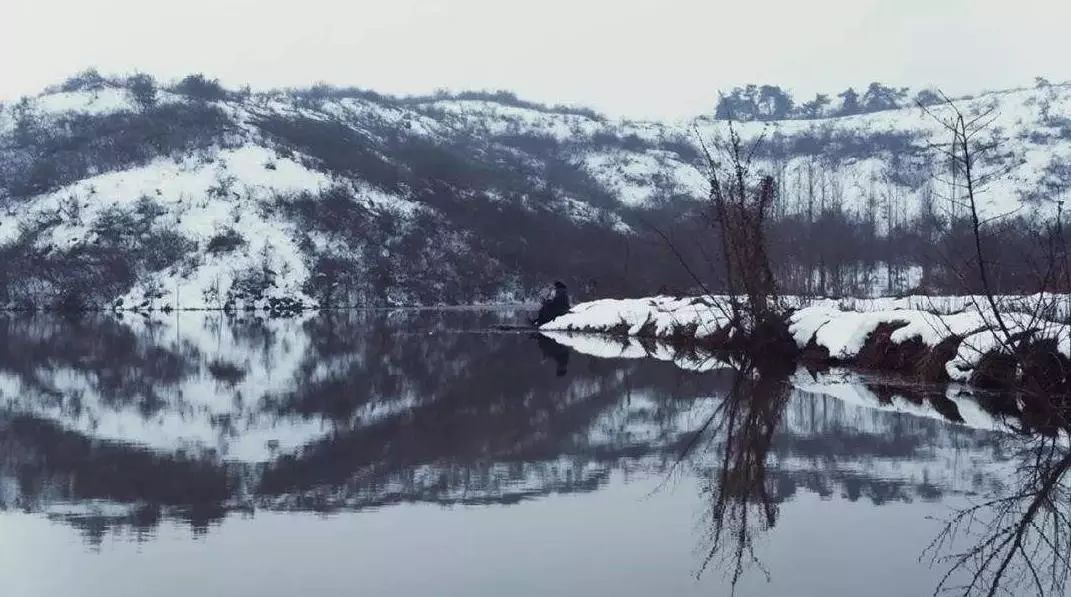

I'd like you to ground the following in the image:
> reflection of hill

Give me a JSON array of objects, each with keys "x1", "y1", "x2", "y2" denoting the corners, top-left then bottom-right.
[
  {"x1": 257, "y1": 358, "x2": 723, "y2": 507},
  {"x1": 0, "y1": 413, "x2": 233, "y2": 545},
  {"x1": 0, "y1": 312, "x2": 1022, "y2": 544}
]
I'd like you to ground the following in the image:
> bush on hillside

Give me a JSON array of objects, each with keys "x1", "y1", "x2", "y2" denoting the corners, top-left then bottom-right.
[
  {"x1": 127, "y1": 73, "x2": 158, "y2": 111},
  {"x1": 206, "y1": 228, "x2": 247, "y2": 255},
  {"x1": 55, "y1": 68, "x2": 110, "y2": 93},
  {"x1": 172, "y1": 74, "x2": 229, "y2": 102}
]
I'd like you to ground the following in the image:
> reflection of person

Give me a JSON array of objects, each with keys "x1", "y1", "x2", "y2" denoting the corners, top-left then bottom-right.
[
  {"x1": 530, "y1": 281, "x2": 570, "y2": 327},
  {"x1": 535, "y1": 334, "x2": 570, "y2": 377}
]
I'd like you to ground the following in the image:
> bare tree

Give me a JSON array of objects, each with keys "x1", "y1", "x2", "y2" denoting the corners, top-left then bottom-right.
[
  {"x1": 919, "y1": 97, "x2": 1071, "y2": 596},
  {"x1": 921, "y1": 95, "x2": 1017, "y2": 344},
  {"x1": 920, "y1": 94, "x2": 1071, "y2": 399},
  {"x1": 695, "y1": 122, "x2": 783, "y2": 338}
]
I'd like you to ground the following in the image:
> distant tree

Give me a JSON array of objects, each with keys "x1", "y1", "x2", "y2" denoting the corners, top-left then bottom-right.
[
  {"x1": 714, "y1": 92, "x2": 737, "y2": 120},
  {"x1": 127, "y1": 73, "x2": 158, "y2": 111},
  {"x1": 305, "y1": 82, "x2": 334, "y2": 100},
  {"x1": 837, "y1": 87, "x2": 861, "y2": 115},
  {"x1": 12, "y1": 97, "x2": 37, "y2": 146},
  {"x1": 913, "y1": 89, "x2": 942, "y2": 107},
  {"x1": 756, "y1": 85, "x2": 794, "y2": 119},
  {"x1": 1035, "y1": 76, "x2": 1052, "y2": 88},
  {"x1": 295, "y1": 82, "x2": 333, "y2": 108},
  {"x1": 173, "y1": 73, "x2": 228, "y2": 102},
  {"x1": 798, "y1": 93, "x2": 831, "y2": 119},
  {"x1": 861, "y1": 82, "x2": 904, "y2": 112},
  {"x1": 715, "y1": 84, "x2": 795, "y2": 121},
  {"x1": 58, "y1": 68, "x2": 107, "y2": 92},
  {"x1": 915, "y1": 183, "x2": 944, "y2": 284}
]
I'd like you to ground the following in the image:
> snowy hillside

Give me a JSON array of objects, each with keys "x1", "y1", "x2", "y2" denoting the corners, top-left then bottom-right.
[
  {"x1": 704, "y1": 84, "x2": 1071, "y2": 225},
  {"x1": 1, "y1": 72, "x2": 1069, "y2": 309}
]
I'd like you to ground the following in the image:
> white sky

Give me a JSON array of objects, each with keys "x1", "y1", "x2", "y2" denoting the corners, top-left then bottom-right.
[{"x1": 3, "y1": 0, "x2": 1069, "y2": 119}]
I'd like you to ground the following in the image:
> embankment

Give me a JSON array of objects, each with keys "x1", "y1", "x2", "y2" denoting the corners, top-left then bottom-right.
[{"x1": 540, "y1": 295, "x2": 1071, "y2": 397}]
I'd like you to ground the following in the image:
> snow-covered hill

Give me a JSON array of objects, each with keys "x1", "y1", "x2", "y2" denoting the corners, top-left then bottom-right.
[
  {"x1": 710, "y1": 84, "x2": 1071, "y2": 223},
  {"x1": 1, "y1": 73, "x2": 1069, "y2": 309}
]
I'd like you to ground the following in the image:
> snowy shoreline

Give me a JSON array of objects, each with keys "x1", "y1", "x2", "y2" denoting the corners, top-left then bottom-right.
[{"x1": 540, "y1": 294, "x2": 1071, "y2": 387}]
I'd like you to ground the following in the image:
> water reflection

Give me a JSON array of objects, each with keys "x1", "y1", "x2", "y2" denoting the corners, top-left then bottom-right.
[
  {"x1": 0, "y1": 310, "x2": 729, "y2": 537},
  {"x1": 688, "y1": 362, "x2": 792, "y2": 590},
  {"x1": 535, "y1": 333, "x2": 571, "y2": 377},
  {"x1": 0, "y1": 311, "x2": 1066, "y2": 596},
  {"x1": 924, "y1": 423, "x2": 1071, "y2": 596}
]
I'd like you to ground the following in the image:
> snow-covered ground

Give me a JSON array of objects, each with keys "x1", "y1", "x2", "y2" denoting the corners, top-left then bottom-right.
[
  {"x1": 542, "y1": 293, "x2": 1071, "y2": 382},
  {"x1": 541, "y1": 296, "x2": 735, "y2": 338}
]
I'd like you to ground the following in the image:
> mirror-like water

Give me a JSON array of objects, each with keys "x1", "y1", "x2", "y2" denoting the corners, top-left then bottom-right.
[{"x1": 0, "y1": 310, "x2": 1063, "y2": 597}]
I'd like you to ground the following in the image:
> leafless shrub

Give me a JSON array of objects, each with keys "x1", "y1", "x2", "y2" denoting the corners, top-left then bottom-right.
[{"x1": 695, "y1": 122, "x2": 785, "y2": 335}]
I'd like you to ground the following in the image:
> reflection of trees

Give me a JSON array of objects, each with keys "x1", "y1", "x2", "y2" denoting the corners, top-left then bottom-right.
[
  {"x1": 926, "y1": 431, "x2": 1071, "y2": 597},
  {"x1": 0, "y1": 312, "x2": 728, "y2": 539},
  {"x1": 679, "y1": 363, "x2": 792, "y2": 593},
  {"x1": 0, "y1": 315, "x2": 194, "y2": 414},
  {"x1": 0, "y1": 414, "x2": 231, "y2": 545},
  {"x1": 261, "y1": 310, "x2": 491, "y2": 423},
  {"x1": 257, "y1": 330, "x2": 719, "y2": 504}
]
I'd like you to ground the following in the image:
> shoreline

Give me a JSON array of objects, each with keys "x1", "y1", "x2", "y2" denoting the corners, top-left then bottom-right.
[{"x1": 540, "y1": 295, "x2": 1071, "y2": 400}]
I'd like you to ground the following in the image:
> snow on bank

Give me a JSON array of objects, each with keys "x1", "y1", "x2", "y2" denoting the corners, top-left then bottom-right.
[
  {"x1": 787, "y1": 304, "x2": 987, "y2": 355},
  {"x1": 790, "y1": 304, "x2": 1071, "y2": 381},
  {"x1": 541, "y1": 296, "x2": 734, "y2": 338},
  {"x1": 542, "y1": 294, "x2": 1071, "y2": 383}
]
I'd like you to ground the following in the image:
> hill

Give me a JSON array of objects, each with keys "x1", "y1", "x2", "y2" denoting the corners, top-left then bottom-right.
[{"x1": 1, "y1": 71, "x2": 1068, "y2": 309}]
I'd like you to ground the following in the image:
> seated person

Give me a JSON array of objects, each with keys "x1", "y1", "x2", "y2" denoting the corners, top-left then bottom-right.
[{"x1": 530, "y1": 281, "x2": 570, "y2": 326}]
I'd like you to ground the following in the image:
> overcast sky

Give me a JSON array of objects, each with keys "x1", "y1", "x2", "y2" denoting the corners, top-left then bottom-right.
[{"x1": 4, "y1": 0, "x2": 1069, "y2": 119}]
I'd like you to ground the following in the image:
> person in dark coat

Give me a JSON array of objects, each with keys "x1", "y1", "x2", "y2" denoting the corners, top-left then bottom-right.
[{"x1": 530, "y1": 281, "x2": 570, "y2": 326}]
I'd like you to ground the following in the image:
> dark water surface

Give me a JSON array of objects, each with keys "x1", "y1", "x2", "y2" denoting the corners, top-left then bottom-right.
[{"x1": 0, "y1": 310, "x2": 1065, "y2": 597}]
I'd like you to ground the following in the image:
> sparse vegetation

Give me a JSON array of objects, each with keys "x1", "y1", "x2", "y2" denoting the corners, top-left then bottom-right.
[
  {"x1": 0, "y1": 102, "x2": 232, "y2": 198},
  {"x1": 206, "y1": 228, "x2": 247, "y2": 255},
  {"x1": 171, "y1": 73, "x2": 229, "y2": 102},
  {"x1": 126, "y1": 73, "x2": 158, "y2": 111}
]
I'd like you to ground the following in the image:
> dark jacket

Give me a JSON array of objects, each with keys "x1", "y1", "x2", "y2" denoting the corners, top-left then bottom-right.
[{"x1": 531, "y1": 283, "x2": 570, "y2": 326}]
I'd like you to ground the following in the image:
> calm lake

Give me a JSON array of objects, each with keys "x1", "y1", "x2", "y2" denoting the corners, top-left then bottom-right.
[{"x1": 0, "y1": 310, "x2": 1056, "y2": 596}]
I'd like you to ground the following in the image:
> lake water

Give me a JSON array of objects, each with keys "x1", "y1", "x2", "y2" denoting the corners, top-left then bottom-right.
[{"x1": 0, "y1": 310, "x2": 1063, "y2": 597}]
